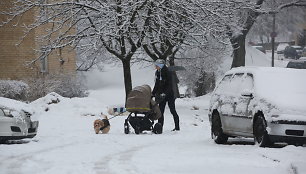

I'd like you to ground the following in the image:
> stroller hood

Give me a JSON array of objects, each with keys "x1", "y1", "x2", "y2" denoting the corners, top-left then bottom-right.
[
  {"x1": 126, "y1": 85, "x2": 152, "y2": 112},
  {"x1": 126, "y1": 85, "x2": 161, "y2": 120}
]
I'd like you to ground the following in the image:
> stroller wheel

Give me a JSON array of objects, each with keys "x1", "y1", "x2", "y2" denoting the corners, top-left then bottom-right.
[
  {"x1": 153, "y1": 123, "x2": 163, "y2": 134},
  {"x1": 124, "y1": 120, "x2": 130, "y2": 134},
  {"x1": 135, "y1": 126, "x2": 141, "y2": 134}
]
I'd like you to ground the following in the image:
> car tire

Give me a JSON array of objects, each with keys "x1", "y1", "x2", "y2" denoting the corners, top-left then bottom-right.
[
  {"x1": 253, "y1": 115, "x2": 271, "y2": 147},
  {"x1": 211, "y1": 112, "x2": 228, "y2": 144}
]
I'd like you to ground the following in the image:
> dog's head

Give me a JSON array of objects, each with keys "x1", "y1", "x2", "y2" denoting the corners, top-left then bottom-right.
[{"x1": 94, "y1": 119, "x2": 104, "y2": 129}]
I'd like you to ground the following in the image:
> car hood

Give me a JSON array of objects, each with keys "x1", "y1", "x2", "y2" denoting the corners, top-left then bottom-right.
[{"x1": 259, "y1": 93, "x2": 306, "y2": 115}]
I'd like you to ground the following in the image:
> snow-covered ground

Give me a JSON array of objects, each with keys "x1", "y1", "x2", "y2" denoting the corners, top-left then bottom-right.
[{"x1": 1, "y1": 47, "x2": 305, "y2": 174}]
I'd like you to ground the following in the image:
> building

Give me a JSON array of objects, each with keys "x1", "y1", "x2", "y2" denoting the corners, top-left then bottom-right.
[{"x1": 0, "y1": 0, "x2": 76, "y2": 80}]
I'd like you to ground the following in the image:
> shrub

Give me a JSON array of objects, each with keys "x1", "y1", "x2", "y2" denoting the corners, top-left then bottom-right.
[
  {"x1": 0, "y1": 80, "x2": 29, "y2": 101},
  {"x1": 25, "y1": 73, "x2": 88, "y2": 101}
]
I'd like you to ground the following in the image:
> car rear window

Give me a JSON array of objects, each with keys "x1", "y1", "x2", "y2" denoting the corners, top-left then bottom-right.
[{"x1": 286, "y1": 61, "x2": 306, "y2": 69}]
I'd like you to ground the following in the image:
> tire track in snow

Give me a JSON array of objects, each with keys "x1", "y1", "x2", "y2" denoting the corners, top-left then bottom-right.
[
  {"x1": 0, "y1": 141, "x2": 77, "y2": 174},
  {"x1": 94, "y1": 145, "x2": 146, "y2": 174}
]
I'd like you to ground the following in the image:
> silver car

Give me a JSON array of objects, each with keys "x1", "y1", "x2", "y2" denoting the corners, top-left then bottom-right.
[
  {"x1": 208, "y1": 67, "x2": 306, "y2": 147},
  {"x1": 0, "y1": 97, "x2": 39, "y2": 143}
]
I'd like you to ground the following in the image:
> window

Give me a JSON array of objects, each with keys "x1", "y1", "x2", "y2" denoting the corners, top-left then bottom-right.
[
  {"x1": 214, "y1": 74, "x2": 232, "y2": 95},
  {"x1": 40, "y1": 57, "x2": 48, "y2": 73}
]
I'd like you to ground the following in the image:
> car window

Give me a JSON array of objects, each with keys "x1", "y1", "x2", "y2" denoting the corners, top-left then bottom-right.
[
  {"x1": 214, "y1": 74, "x2": 232, "y2": 95},
  {"x1": 241, "y1": 73, "x2": 254, "y2": 91},
  {"x1": 0, "y1": 109, "x2": 5, "y2": 116},
  {"x1": 228, "y1": 73, "x2": 244, "y2": 94}
]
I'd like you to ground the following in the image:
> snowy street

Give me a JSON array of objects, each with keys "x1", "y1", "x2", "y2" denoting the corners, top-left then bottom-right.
[
  {"x1": 1, "y1": 1, "x2": 306, "y2": 173},
  {"x1": 1, "y1": 52, "x2": 306, "y2": 174},
  {"x1": 1, "y1": 88, "x2": 306, "y2": 174}
]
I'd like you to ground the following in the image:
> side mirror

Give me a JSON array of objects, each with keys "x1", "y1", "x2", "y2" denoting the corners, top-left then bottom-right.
[{"x1": 241, "y1": 89, "x2": 253, "y2": 98}]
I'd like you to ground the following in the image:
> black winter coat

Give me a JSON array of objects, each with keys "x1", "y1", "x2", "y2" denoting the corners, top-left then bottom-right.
[{"x1": 152, "y1": 66, "x2": 179, "y2": 99}]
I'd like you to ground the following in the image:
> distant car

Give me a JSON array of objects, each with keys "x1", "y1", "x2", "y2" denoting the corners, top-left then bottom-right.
[
  {"x1": 252, "y1": 46, "x2": 266, "y2": 53},
  {"x1": 0, "y1": 97, "x2": 39, "y2": 143},
  {"x1": 291, "y1": 45, "x2": 303, "y2": 57},
  {"x1": 284, "y1": 46, "x2": 299, "y2": 59},
  {"x1": 276, "y1": 43, "x2": 289, "y2": 55},
  {"x1": 208, "y1": 67, "x2": 306, "y2": 147},
  {"x1": 286, "y1": 60, "x2": 306, "y2": 69},
  {"x1": 302, "y1": 47, "x2": 306, "y2": 57}
]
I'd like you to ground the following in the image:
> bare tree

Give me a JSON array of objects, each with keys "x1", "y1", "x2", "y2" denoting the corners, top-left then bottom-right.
[
  {"x1": 249, "y1": 6, "x2": 306, "y2": 44},
  {"x1": 0, "y1": 0, "x2": 152, "y2": 98},
  {"x1": 191, "y1": 0, "x2": 306, "y2": 68},
  {"x1": 224, "y1": 0, "x2": 306, "y2": 68}
]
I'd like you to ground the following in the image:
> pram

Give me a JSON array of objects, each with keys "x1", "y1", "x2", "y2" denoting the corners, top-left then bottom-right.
[{"x1": 124, "y1": 85, "x2": 162, "y2": 134}]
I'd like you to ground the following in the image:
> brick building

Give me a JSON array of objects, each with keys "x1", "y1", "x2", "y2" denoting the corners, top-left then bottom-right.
[{"x1": 0, "y1": 0, "x2": 76, "y2": 80}]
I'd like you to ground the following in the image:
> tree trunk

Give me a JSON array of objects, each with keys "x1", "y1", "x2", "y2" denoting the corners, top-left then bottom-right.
[
  {"x1": 230, "y1": 34, "x2": 246, "y2": 68},
  {"x1": 122, "y1": 59, "x2": 132, "y2": 100}
]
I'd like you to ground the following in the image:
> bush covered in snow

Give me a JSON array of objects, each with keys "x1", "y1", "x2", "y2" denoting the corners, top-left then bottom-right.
[
  {"x1": 0, "y1": 80, "x2": 29, "y2": 100},
  {"x1": 26, "y1": 73, "x2": 88, "y2": 101},
  {"x1": 25, "y1": 73, "x2": 88, "y2": 101}
]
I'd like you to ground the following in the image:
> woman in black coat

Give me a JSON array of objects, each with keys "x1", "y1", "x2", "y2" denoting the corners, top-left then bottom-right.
[{"x1": 152, "y1": 59, "x2": 180, "y2": 132}]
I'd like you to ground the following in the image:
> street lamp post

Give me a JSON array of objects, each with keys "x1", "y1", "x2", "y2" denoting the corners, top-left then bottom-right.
[{"x1": 271, "y1": 13, "x2": 276, "y2": 67}]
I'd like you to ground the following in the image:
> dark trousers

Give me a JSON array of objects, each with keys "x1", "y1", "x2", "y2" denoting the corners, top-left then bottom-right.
[{"x1": 158, "y1": 95, "x2": 180, "y2": 130}]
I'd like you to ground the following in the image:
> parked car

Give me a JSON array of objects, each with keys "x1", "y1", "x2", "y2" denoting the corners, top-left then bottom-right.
[
  {"x1": 208, "y1": 67, "x2": 306, "y2": 147},
  {"x1": 276, "y1": 43, "x2": 289, "y2": 55},
  {"x1": 286, "y1": 60, "x2": 306, "y2": 69},
  {"x1": 284, "y1": 46, "x2": 299, "y2": 59},
  {"x1": 291, "y1": 45, "x2": 303, "y2": 57},
  {"x1": 302, "y1": 47, "x2": 306, "y2": 57},
  {"x1": 0, "y1": 97, "x2": 39, "y2": 143}
]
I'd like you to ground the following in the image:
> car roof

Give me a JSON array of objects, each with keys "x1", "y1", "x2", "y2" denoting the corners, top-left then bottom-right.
[
  {"x1": 225, "y1": 66, "x2": 286, "y2": 75},
  {"x1": 291, "y1": 45, "x2": 302, "y2": 49},
  {"x1": 0, "y1": 97, "x2": 33, "y2": 113}
]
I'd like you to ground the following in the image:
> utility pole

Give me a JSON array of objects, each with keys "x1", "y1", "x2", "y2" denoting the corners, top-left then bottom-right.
[{"x1": 271, "y1": 12, "x2": 276, "y2": 67}]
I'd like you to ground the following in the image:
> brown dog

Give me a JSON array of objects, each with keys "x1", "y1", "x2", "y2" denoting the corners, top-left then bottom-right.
[{"x1": 94, "y1": 116, "x2": 110, "y2": 134}]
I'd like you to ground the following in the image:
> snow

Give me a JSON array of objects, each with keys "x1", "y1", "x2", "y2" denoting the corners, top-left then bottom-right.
[
  {"x1": 1, "y1": 49, "x2": 306, "y2": 174},
  {"x1": 0, "y1": 97, "x2": 33, "y2": 114}
]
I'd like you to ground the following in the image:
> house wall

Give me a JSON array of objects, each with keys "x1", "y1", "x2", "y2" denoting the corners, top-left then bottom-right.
[{"x1": 0, "y1": 0, "x2": 76, "y2": 80}]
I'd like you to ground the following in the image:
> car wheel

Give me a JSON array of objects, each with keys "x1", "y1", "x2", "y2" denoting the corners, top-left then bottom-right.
[
  {"x1": 253, "y1": 115, "x2": 271, "y2": 147},
  {"x1": 211, "y1": 112, "x2": 228, "y2": 144}
]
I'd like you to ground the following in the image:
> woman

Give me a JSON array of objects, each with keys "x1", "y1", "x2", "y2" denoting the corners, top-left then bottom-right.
[{"x1": 152, "y1": 59, "x2": 180, "y2": 132}]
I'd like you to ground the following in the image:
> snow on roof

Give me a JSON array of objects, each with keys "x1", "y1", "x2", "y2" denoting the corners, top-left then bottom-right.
[
  {"x1": 225, "y1": 66, "x2": 306, "y2": 113},
  {"x1": 0, "y1": 97, "x2": 33, "y2": 113},
  {"x1": 276, "y1": 43, "x2": 289, "y2": 51}
]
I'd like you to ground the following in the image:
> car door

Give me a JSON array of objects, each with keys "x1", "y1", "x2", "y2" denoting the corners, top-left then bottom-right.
[
  {"x1": 233, "y1": 73, "x2": 254, "y2": 136},
  {"x1": 219, "y1": 73, "x2": 244, "y2": 134}
]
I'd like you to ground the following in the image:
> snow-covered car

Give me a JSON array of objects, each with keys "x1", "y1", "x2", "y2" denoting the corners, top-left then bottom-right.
[
  {"x1": 284, "y1": 46, "x2": 299, "y2": 59},
  {"x1": 208, "y1": 67, "x2": 306, "y2": 147},
  {"x1": 276, "y1": 43, "x2": 289, "y2": 55},
  {"x1": 286, "y1": 60, "x2": 306, "y2": 69},
  {"x1": 291, "y1": 45, "x2": 303, "y2": 57},
  {"x1": 0, "y1": 97, "x2": 39, "y2": 143}
]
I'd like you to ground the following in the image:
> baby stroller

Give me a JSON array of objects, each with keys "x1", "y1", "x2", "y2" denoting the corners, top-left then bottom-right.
[{"x1": 124, "y1": 85, "x2": 162, "y2": 134}]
